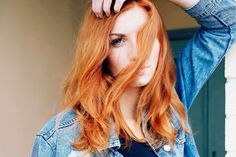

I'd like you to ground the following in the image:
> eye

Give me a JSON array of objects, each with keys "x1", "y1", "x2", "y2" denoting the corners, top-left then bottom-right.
[{"x1": 110, "y1": 38, "x2": 125, "y2": 47}]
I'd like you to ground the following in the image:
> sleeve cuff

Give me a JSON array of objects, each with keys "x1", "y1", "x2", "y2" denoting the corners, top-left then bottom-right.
[{"x1": 184, "y1": 0, "x2": 221, "y2": 18}]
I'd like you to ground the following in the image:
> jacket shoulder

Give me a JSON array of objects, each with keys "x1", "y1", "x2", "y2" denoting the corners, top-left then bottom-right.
[
  {"x1": 37, "y1": 108, "x2": 78, "y2": 138},
  {"x1": 31, "y1": 108, "x2": 81, "y2": 156}
]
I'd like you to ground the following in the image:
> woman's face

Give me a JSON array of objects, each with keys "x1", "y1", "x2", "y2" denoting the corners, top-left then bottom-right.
[{"x1": 108, "y1": 5, "x2": 160, "y2": 87}]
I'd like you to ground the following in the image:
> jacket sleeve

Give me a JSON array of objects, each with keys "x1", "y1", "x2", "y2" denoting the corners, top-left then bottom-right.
[
  {"x1": 174, "y1": 0, "x2": 236, "y2": 111},
  {"x1": 30, "y1": 135, "x2": 54, "y2": 157}
]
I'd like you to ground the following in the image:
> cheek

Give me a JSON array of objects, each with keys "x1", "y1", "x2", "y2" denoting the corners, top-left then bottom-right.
[
  {"x1": 107, "y1": 47, "x2": 129, "y2": 76},
  {"x1": 107, "y1": 39, "x2": 160, "y2": 76},
  {"x1": 150, "y1": 39, "x2": 160, "y2": 68}
]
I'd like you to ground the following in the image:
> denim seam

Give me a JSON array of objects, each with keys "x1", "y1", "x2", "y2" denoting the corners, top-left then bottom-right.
[
  {"x1": 202, "y1": 15, "x2": 232, "y2": 82},
  {"x1": 37, "y1": 134, "x2": 56, "y2": 155},
  {"x1": 37, "y1": 117, "x2": 77, "y2": 144},
  {"x1": 188, "y1": 29, "x2": 230, "y2": 111},
  {"x1": 58, "y1": 117, "x2": 77, "y2": 129},
  {"x1": 186, "y1": 0, "x2": 223, "y2": 19},
  {"x1": 185, "y1": 12, "x2": 232, "y2": 110},
  {"x1": 37, "y1": 128, "x2": 56, "y2": 140},
  {"x1": 179, "y1": 53, "x2": 188, "y2": 110}
]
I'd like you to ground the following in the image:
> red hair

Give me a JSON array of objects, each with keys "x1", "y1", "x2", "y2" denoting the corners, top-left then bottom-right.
[{"x1": 62, "y1": 0, "x2": 189, "y2": 153}]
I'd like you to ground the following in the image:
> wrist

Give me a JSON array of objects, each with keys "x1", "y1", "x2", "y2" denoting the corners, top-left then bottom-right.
[{"x1": 168, "y1": 0, "x2": 200, "y2": 10}]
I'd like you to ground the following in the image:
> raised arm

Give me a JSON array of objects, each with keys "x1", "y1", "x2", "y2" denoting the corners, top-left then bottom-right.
[
  {"x1": 173, "y1": 0, "x2": 236, "y2": 111},
  {"x1": 168, "y1": 0, "x2": 200, "y2": 9}
]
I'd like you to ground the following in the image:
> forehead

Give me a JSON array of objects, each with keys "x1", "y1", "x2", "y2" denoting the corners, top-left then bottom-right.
[{"x1": 111, "y1": 5, "x2": 149, "y2": 34}]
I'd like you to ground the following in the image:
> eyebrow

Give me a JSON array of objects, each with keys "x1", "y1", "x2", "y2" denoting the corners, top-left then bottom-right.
[{"x1": 109, "y1": 33, "x2": 127, "y2": 37}]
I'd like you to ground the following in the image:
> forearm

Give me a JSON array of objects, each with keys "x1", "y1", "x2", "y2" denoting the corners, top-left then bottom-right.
[
  {"x1": 175, "y1": 0, "x2": 236, "y2": 110},
  {"x1": 168, "y1": 0, "x2": 200, "y2": 9}
]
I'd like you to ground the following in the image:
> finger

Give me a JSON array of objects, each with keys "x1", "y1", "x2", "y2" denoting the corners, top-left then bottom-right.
[
  {"x1": 92, "y1": 0, "x2": 104, "y2": 18},
  {"x1": 103, "y1": 0, "x2": 112, "y2": 16},
  {"x1": 92, "y1": 0, "x2": 97, "y2": 17},
  {"x1": 114, "y1": 0, "x2": 126, "y2": 13}
]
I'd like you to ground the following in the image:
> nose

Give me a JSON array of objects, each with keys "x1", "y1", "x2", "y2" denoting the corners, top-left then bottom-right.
[{"x1": 129, "y1": 37, "x2": 138, "y2": 61}]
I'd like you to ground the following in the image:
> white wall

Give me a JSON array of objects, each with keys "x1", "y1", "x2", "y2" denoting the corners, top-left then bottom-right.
[
  {"x1": 225, "y1": 42, "x2": 236, "y2": 157},
  {"x1": 0, "y1": 0, "x2": 86, "y2": 156}
]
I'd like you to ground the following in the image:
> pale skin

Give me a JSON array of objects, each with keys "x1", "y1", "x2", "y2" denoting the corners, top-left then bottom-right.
[{"x1": 92, "y1": 0, "x2": 200, "y2": 140}]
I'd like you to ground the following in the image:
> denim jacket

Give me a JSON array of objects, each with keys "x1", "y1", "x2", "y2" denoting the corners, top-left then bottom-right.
[{"x1": 31, "y1": 0, "x2": 236, "y2": 156}]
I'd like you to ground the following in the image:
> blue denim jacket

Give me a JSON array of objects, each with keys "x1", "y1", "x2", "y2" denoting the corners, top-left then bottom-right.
[{"x1": 31, "y1": 0, "x2": 236, "y2": 156}]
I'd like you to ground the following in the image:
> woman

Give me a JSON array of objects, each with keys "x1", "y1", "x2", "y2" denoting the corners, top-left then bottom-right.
[{"x1": 31, "y1": 0, "x2": 236, "y2": 156}]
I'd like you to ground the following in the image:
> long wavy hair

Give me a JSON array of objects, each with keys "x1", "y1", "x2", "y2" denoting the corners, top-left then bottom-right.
[{"x1": 62, "y1": 0, "x2": 189, "y2": 154}]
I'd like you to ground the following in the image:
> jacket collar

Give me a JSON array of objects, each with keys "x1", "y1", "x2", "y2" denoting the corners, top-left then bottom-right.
[
  {"x1": 104, "y1": 107, "x2": 182, "y2": 150},
  {"x1": 107, "y1": 123, "x2": 121, "y2": 149}
]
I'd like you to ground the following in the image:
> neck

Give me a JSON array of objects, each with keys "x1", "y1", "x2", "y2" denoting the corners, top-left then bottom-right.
[{"x1": 119, "y1": 86, "x2": 141, "y2": 121}]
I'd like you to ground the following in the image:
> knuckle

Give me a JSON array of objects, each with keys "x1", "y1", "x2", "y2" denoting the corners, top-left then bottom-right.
[
  {"x1": 93, "y1": 7, "x2": 101, "y2": 13},
  {"x1": 92, "y1": 9, "x2": 99, "y2": 14},
  {"x1": 113, "y1": 8, "x2": 119, "y2": 13},
  {"x1": 103, "y1": 9, "x2": 110, "y2": 14},
  {"x1": 91, "y1": 7, "x2": 96, "y2": 13}
]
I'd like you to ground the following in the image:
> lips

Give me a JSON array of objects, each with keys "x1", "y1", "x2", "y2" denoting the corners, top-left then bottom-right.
[{"x1": 138, "y1": 66, "x2": 150, "y2": 74}]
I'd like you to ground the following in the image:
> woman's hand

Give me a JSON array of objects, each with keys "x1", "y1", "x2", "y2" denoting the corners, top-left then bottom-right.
[{"x1": 92, "y1": 0, "x2": 126, "y2": 18}]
